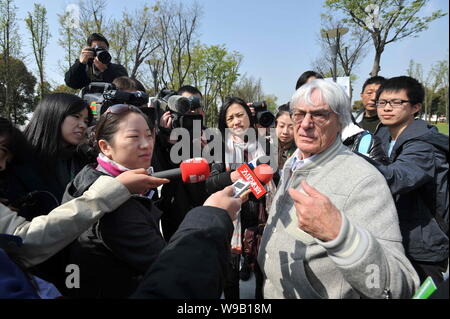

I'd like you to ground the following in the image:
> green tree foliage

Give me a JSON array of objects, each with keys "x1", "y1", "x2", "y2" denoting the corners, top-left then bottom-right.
[
  {"x1": 0, "y1": 55, "x2": 36, "y2": 124},
  {"x1": 325, "y1": 0, "x2": 447, "y2": 76},
  {"x1": 185, "y1": 43, "x2": 242, "y2": 127},
  {"x1": 407, "y1": 58, "x2": 449, "y2": 122},
  {"x1": 52, "y1": 84, "x2": 79, "y2": 95},
  {"x1": 0, "y1": 0, "x2": 32, "y2": 125},
  {"x1": 25, "y1": 3, "x2": 50, "y2": 100},
  {"x1": 352, "y1": 99, "x2": 363, "y2": 112}
]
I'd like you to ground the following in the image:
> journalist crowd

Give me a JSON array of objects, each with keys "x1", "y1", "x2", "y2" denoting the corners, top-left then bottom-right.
[{"x1": 1, "y1": 32, "x2": 449, "y2": 300}]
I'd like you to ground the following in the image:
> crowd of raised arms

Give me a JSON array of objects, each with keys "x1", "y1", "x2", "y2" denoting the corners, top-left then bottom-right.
[{"x1": 0, "y1": 32, "x2": 448, "y2": 300}]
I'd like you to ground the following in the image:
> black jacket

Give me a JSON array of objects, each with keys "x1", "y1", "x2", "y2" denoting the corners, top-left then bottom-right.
[
  {"x1": 64, "y1": 59, "x2": 128, "y2": 89},
  {"x1": 205, "y1": 163, "x2": 263, "y2": 235},
  {"x1": 373, "y1": 119, "x2": 449, "y2": 262},
  {"x1": 132, "y1": 206, "x2": 233, "y2": 299},
  {"x1": 62, "y1": 165, "x2": 166, "y2": 298},
  {"x1": 343, "y1": 130, "x2": 389, "y2": 164},
  {"x1": 152, "y1": 130, "x2": 209, "y2": 241},
  {"x1": 1, "y1": 146, "x2": 90, "y2": 220}
]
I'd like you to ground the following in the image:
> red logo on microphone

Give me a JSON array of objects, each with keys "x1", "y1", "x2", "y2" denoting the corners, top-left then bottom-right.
[{"x1": 237, "y1": 163, "x2": 267, "y2": 199}]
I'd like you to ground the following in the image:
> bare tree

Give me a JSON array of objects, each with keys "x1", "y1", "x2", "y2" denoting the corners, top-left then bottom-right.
[
  {"x1": 325, "y1": 0, "x2": 447, "y2": 77},
  {"x1": 123, "y1": 6, "x2": 160, "y2": 79},
  {"x1": 57, "y1": 9, "x2": 78, "y2": 73},
  {"x1": 0, "y1": 0, "x2": 21, "y2": 122},
  {"x1": 314, "y1": 15, "x2": 370, "y2": 100},
  {"x1": 151, "y1": 1, "x2": 201, "y2": 89}
]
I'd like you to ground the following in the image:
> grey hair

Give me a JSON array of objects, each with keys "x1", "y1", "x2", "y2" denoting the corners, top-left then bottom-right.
[{"x1": 290, "y1": 79, "x2": 352, "y2": 131}]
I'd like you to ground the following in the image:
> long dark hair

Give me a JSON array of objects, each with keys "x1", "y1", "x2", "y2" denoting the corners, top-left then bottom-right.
[
  {"x1": 218, "y1": 97, "x2": 255, "y2": 137},
  {"x1": 24, "y1": 93, "x2": 93, "y2": 164},
  {"x1": 0, "y1": 117, "x2": 31, "y2": 166}
]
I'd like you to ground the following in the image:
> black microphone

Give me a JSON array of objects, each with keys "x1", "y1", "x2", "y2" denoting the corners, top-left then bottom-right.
[
  {"x1": 149, "y1": 158, "x2": 210, "y2": 183},
  {"x1": 151, "y1": 168, "x2": 181, "y2": 180}
]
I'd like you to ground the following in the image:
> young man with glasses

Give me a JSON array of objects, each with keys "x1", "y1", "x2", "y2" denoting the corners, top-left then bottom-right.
[{"x1": 370, "y1": 76, "x2": 449, "y2": 285}]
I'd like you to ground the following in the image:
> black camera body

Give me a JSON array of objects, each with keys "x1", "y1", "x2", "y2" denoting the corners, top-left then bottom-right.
[
  {"x1": 88, "y1": 45, "x2": 112, "y2": 65},
  {"x1": 102, "y1": 90, "x2": 149, "y2": 108},
  {"x1": 251, "y1": 101, "x2": 275, "y2": 128}
]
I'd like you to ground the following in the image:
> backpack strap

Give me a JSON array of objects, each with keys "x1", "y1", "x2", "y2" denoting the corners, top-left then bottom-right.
[{"x1": 357, "y1": 131, "x2": 373, "y2": 154}]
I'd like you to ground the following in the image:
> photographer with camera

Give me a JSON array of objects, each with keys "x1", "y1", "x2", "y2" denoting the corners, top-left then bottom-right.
[
  {"x1": 64, "y1": 33, "x2": 128, "y2": 90},
  {"x1": 248, "y1": 101, "x2": 275, "y2": 130},
  {"x1": 151, "y1": 85, "x2": 209, "y2": 241}
]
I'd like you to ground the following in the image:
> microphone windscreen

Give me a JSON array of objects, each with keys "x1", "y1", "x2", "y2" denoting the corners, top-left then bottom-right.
[
  {"x1": 180, "y1": 158, "x2": 210, "y2": 183},
  {"x1": 253, "y1": 164, "x2": 273, "y2": 185},
  {"x1": 167, "y1": 95, "x2": 190, "y2": 114}
]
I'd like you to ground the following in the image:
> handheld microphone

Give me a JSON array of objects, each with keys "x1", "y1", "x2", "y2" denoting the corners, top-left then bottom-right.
[
  {"x1": 150, "y1": 158, "x2": 210, "y2": 183},
  {"x1": 247, "y1": 155, "x2": 271, "y2": 169},
  {"x1": 232, "y1": 163, "x2": 274, "y2": 199}
]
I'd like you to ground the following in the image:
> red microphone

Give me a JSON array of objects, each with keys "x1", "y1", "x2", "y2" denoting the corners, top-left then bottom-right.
[
  {"x1": 233, "y1": 163, "x2": 274, "y2": 199},
  {"x1": 253, "y1": 164, "x2": 274, "y2": 185},
  {"x1": 151, "y1": 158, "x2": 210, "y2": 183}
]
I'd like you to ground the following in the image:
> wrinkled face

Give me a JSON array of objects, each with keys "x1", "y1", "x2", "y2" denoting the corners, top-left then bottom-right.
[
  {"x1": 100, "y1": 112, "x2": 155, "y2": 170},
  {"x1": 377, "y1": 89, "x2": 420, "y2": 127},
  {"x1": 276, "y1": 113, "x2": 294, "y2": 144},
  {"x1": 225, "y1": 103, "x2": 251, "y2": 136},
  {"x1": 361, "y1": 83, "x2": 381, "y2": 113},
  {"x1": 292, "y1": 89, "x2": 341, "y2": 159},
  {"x1": 0, "y1": 136, "x2": 12, "y2": 172},
  {"x1": 61, "y1": 108, "x2": 89, "y2": 146}
]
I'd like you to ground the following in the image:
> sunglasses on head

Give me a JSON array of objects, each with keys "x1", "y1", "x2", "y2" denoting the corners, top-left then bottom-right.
[{"x1": 104, "y1": 104, "x2": 143, "y2": 115}]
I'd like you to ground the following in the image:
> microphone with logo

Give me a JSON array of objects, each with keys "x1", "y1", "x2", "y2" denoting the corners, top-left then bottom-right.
[
  {"x1": 148, "y1": 158, "x2": 210, "y2": 184},
  {"x1": 232, "y1": 163, "x2": 274, "y2": 199}
]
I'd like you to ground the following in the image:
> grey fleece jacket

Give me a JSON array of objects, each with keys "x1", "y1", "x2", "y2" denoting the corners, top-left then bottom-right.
[
  {"x1": 0, "y1": 176, "x2": 131, "y2": 267},
  {"x1": 258, "y1": 137, "x2": 420, "y2": 299}
]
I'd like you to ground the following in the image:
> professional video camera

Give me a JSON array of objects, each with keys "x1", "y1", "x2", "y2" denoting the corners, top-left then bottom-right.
[
  {"x1": 102, "y1": 90, "x2": 149, "y2": 110},
  {"x1": 251, "y1": 101, "x2": 275, "y2": 128},
  {"x1": 149, "y1": 88, "x2": 203, "y2": 132},
  {"x1": 166, "y1": 95, "x2": 203, "y2": 131},
  {"x1": 80, "y1": 82, "x2": 150, "y2": 118},
  {"x1": 87, "y1": 45, "x2": 112, "y2": 65}
]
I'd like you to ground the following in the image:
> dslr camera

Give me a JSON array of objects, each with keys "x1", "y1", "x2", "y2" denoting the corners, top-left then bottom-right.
[
  {"x1": 88, "y1": 45, "x2": 112, "y2": 65},
  {"x1": 251, "y1": 101, "x2": 275, "y2": 128}
]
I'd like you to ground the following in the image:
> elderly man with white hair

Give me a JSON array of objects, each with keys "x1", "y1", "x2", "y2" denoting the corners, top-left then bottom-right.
[{"x1": 257, "y1": 79, "x2": 420, "y2": 299}]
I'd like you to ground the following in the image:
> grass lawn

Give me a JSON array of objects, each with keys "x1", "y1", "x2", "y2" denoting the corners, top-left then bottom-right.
[{"x1": 434, "y1": 123, "x2": 449, "y2": 135}]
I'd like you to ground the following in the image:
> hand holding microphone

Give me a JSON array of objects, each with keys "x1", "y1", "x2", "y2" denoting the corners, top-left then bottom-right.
[
  {"x1": 232, "y1": 163, "x2": 274, "y2": 199},
  {"x1": 204, "y1": 186, "x2": 242, "y2": 221}
]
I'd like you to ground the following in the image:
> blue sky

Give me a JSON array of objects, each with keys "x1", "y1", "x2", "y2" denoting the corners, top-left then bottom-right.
[{"x1": 13, "y1": 0, "x2": 450, "y2": 104}]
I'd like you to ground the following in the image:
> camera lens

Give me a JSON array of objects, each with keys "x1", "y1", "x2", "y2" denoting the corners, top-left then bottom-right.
[
  {"x1": 96, "y1": 49, "x2": 111, "y2": 64},
  {"x1": 258, "y1": 111, "x2": 275, "y2": 128},
  {"x1": 175, "y1": 97, "x2": 191, "y2": 114}
]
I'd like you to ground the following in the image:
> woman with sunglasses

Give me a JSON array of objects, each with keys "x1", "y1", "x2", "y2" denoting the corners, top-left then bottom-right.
[{"x1": 62, "y1": 104, "x2": 169, "y2": 298}]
